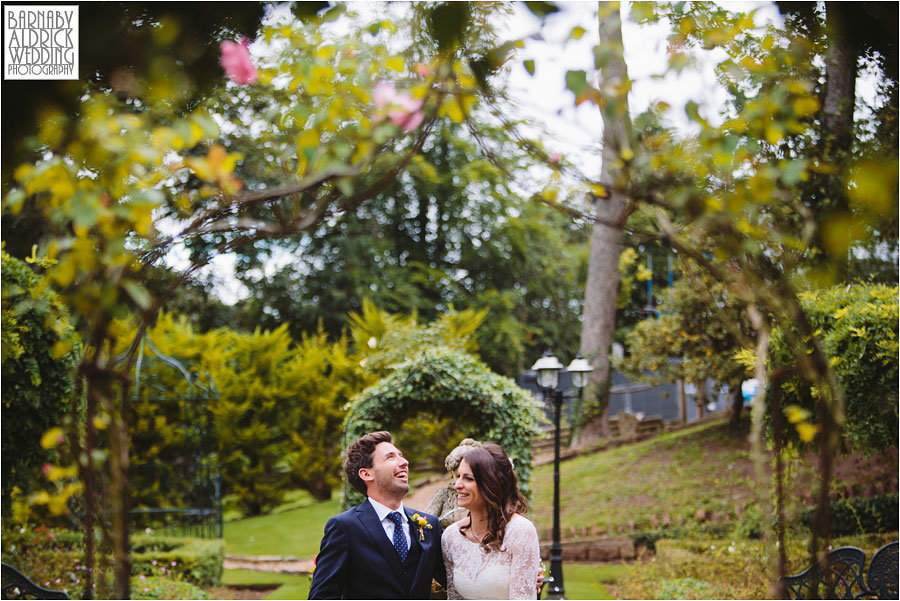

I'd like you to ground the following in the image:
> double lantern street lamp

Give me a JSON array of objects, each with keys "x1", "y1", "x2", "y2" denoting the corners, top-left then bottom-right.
[{"x1": 531, "y1": 351, "x2": 593, "y2": 600}]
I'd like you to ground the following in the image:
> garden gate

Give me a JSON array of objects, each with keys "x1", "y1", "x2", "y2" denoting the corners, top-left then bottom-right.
[{"x1": 128, "y1": 336, "x2": 223, "y2": 538}]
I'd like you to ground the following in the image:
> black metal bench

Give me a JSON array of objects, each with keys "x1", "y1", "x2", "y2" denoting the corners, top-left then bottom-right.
[
  {"x1": 1, "y1": 564, "x2": 69, "y2": 600},
  {"x1": 779, "y1": 541, "x2": 898, "y2": 599}
]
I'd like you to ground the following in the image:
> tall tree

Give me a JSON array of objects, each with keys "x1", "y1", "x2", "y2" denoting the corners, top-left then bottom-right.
[{"x1": 577, "y1": 1, "x2": 635, "y2": 438}]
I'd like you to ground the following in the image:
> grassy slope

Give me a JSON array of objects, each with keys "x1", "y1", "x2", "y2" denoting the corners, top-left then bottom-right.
[
  {"x1": 529, "y1": 416, "x2": 897, "y2": 537},
  {"x1": 529, "y1": 418, "x2": 762, "y2": 535},
  {"x1": 224, "y1": 490, "x2": 340, "y2": 557}
]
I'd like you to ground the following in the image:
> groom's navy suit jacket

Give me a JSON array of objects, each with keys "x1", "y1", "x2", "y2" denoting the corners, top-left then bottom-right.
[{"x1": 308, "y1": 500, "x2": 445, "y2": 599}]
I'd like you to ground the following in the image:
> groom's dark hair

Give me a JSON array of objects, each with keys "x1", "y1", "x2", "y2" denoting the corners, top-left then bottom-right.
[{"x1": 344, "y1": 431, "x2": 393, "y2": 496}]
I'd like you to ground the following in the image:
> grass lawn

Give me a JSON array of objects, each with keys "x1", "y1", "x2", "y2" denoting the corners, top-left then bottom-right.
[
  {"x1": 224, "y1": 489, "x2": 340, "y2": 557},
  {"x1": 530, "y1": 419, "x2": 761, "y2": 535},
  {"x1": 563, "y1": 562, "x2": 632, "y2": 600},
  {"x1": 219, "y1": 569, "x2": 310, "y2": 600},
  {"x1": 218, "y1": 565, "x2": 628, "y2": 600}
]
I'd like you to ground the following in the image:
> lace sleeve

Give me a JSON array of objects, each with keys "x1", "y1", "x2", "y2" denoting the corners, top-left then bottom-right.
[
  {"x1": 441, "y1": 525, "x2": 462, "y2": 600},
  {"x1": 505, "y1": 516, "x2": 541, "y2": 600}
]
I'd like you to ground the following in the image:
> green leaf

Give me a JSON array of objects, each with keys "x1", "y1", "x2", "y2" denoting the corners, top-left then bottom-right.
[
  {"x1": 291, "y1": 1, "x2": 330, "y2": 21},
  {"x1": 523, "y1": 59, "x2": 535, "y2": 76},
  {"x1": 569, "y1": 26, "x2": 586, "y2": 40},
  {"x1": 565, "y1": 70, "x2": 589, "y2": 96},
  {"x1": 524, "y1": 1, "x2": 560, "y2": 18},
  {"x1": 70, "y1": 192, "x2": 100, "y2": 229},
  {"x1": 319, "y1": 3, "x2": 346, "y2": 22},
  {"x1": 593, "y1": 45, "x2": 612, "y2": 69},
  {"x1": 685, "y1": 100, "x2": 701, "y2": 122},
  {"x1": 427, "y1": 2, "x2": 471, "y2": 51},
  {"x1": 122, "y1": 280, "x2": 152, "y2": 310}
]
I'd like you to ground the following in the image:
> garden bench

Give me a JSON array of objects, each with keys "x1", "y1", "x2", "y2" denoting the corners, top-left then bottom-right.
[
  {"x1": 779, "y1": 541, "x2": 898, "y2": 599},
  {"x1": 1, "y1": 563, "x2": 69, "y2": 600}
]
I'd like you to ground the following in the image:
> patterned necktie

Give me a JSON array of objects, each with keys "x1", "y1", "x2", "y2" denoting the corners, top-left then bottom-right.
[{"x1": 387, "y1": 511, "x2": 408, "y2": 562}]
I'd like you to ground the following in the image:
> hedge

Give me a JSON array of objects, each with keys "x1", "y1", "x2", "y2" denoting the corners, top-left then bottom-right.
[
  {"x1": 1, "y1": 527, "x2": 224, "y2": 597},
  {"x1": 131, "y1": 534, "x2": 224, "y2": 587},
  {"x1": 767, "y1": 284, "x2": 898, "y2": 453},
  {"x1": 1, "y1": 250, "x2": 82, "y2": 515}
]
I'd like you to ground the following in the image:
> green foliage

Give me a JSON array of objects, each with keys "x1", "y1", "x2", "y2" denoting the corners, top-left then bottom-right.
[
  {"x1": 0, "y1": 526, "x2": 219, "y2": 598},
  {"x1": 1, "y1": 250, "x2": 81, "y2": 515},
  {"x1": 616, "y1": 534, "x2": 898, "y2": 600},
  {"x1": 131, "y1": 534, "x2": 225, "y2": 587},
  {"x1": 343, "y1": 347, "x2": 546, "y2": 508},
  {"x1": 767, "y1": 284, "x2": 899, "y2": 452},
  {"x1": 115, "y1": 313, "x2": 364, "y2": 515},
  {"x1": 233, "y1": 117, "x2": 588, "y2": 378},
  {"x1": 801, "y1": 493, "x2": 899, "y2": 537},
  {"x1": 617, "y1": 259, "x2": 752, "y2": 391},
  {"x1": 349, "y1": 298, "x2": 486, "y2": 378}
]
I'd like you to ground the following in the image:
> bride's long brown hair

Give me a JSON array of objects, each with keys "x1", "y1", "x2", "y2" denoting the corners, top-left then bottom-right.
[{"x1": 459, "y1": 443, "x2": 527, "y2": 552}]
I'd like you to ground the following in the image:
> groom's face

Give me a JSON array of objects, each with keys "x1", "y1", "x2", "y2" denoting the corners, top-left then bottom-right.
[{"x1": 366, "y1": 441, "x2": 410, "y2": 498}]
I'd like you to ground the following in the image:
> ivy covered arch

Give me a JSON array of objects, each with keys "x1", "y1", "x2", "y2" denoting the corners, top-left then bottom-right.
[{"x1": 342, "y1": 347, "x2": 546, "y2": 508}]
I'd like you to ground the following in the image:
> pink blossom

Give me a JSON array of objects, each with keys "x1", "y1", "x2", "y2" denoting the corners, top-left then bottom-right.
[
  {"x1": 549, "y1": 153, "x2": 561, "y2": 164},
  {"x1": 42, "y1": 463, "x2": 52, "y2": 475},
  {"x1": 373, "y1": 81, "x2": 425, "y2": 132},
  {"x1": 373, "y1": 82, "x2": 398, "y2": 109},
  {"x1": 220, "y1": 38, "x2": 258, "y2": 85},
  {"x1": 413, "y1": 63, "x2": 432, "y2": 78}
]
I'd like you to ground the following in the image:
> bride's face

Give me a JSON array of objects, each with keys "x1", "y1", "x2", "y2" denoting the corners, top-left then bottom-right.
[{"x1": 454, "y1": 459, "x2": 485, "y2": 512}]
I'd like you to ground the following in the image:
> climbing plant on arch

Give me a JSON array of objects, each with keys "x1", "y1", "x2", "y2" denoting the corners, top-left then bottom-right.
[{"x1": 342, "y1": 347, "x2": 546, "y2": 509}]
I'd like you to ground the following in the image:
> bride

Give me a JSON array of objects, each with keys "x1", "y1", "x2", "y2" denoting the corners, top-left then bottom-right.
[{"x1": 441, "y1": 443, "x2": 542, "y2": 600}]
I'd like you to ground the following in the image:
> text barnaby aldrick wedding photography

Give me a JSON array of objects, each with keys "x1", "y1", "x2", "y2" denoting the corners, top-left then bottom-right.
[{"x1": 4, "y1": 4, "x2": 79, "y2": 80}]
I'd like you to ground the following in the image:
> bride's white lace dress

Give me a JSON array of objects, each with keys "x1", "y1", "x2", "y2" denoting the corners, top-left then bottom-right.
[{"x1": 441, "y1": 513, "x2": 541, "y2": 600}]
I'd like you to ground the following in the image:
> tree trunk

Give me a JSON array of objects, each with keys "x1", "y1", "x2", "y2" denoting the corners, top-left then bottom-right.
[
  {"x1": 578, "y1": 1, "x2": 634, "y2": 439},
  {"x1": 694, "y1": 379, "x2": 707, "y2": 420},
  {"x1": 729, "y1": 388, "x2": 743, "y2": 429},
  {"x1": 822, "y1": 3, "x2": 857, "y2": 161},
  {"x1": 820, "y1": 2, "x2": 858, "y2": 281}
]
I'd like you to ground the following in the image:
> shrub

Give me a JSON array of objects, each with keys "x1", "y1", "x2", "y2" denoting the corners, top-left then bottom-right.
[
  {"x1": 113, "y1": 313, "x2": 365, "y2": 516},
  {"x1": 1, "y1": 525, "x2": 83, "y2": 597},
  {"x1": 1, "y1": 526, "x2": 224, "y2": 597},
  {"x1": 131, "y1": 534, "x2": 224, "y2": 587},
  {"x1": 131, "y1": 575, "x2": 210, "y2": 600},
  {"x1": 800, "y1": 493, "x2": 899, "y2": 536},
  {"x1": 1, "y1": 250, "x2": 81, "y2": 515},
  {"x1": 768, "y1": 284, "x2": 898, "y2": 453}
]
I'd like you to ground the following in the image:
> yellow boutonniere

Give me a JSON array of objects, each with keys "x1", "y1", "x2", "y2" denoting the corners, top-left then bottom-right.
[{"x1": 411, "y1": 513, "x2": 433, "y2": 541}]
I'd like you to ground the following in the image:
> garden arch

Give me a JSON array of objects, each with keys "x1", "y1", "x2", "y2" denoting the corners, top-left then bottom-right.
[{"x1": 342, "y1": 347, "x2": 546, "y2": 508}]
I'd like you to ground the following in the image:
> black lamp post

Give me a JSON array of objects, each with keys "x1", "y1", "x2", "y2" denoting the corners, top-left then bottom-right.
[{"x1": 532, "y1": 351, "x2": 593, "y2": 600}]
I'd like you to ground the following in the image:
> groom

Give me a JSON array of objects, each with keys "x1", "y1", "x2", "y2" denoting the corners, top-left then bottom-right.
[{"x1": 308, "y1": 431, "x2": 445, "y2": 599}]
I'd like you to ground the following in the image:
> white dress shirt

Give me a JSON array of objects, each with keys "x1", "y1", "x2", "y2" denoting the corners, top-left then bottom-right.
[{"x1": 368, "y1": 497, "x2": 412, "y2": 549}]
